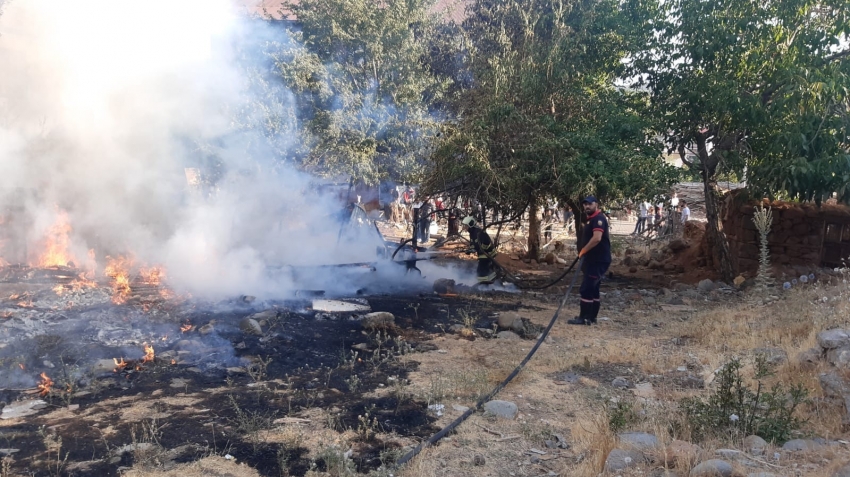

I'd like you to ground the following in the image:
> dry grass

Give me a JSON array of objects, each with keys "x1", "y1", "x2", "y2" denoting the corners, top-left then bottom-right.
[{"x1": 122, "y1": 456, "x2": 262, "y2": 477}]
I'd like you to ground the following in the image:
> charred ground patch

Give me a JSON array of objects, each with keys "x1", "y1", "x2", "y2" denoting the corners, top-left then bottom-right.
[{"x1": 0, "y1": 288, "x2": 529, "y2": 476}]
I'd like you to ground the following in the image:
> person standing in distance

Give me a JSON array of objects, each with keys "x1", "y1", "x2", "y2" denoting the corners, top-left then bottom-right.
[{"x1": 568, "y1": 196, "x2": 611, "y2": 325}]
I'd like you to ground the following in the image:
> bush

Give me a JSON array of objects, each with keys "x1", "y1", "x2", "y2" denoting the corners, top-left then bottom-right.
[{"x1": 681, "y1": 358, "x2": 808, "y2": 443}]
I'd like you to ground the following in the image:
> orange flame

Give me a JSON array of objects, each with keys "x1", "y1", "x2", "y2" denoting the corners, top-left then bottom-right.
[
  {"x1": 104, "y1": 256, "x2": 133, "y2": 304},
  {"x1": 38, "y1": 372, "x2": 54, "y2": 396},
  {"x1": 18, "y1": 363, "x2": 25, "y2": 370},
  {"x1": 113, "y1": 357, "x2": 128, "y2": 371},
  {"x1": 139, "y1": 266, "x2": 164, "y2": 286},
  {"x1": 35, "y1": 210, "x2": 76, "y2": 268},
  {"x1": 142, "y1": 343, "x2": 155, "y2": 363},
  {"x1": 180, "y1": 323, "x2": 194, "y2": 333}
]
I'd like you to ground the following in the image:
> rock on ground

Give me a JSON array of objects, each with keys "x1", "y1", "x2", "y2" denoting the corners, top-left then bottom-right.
[
  {"x1": 361, "y1": 312, "x2": 395, "y2": 330},
  {"x1": 497, "y1": 313, "x2": 516, "y2": 330},
  {"x1": 612, "y1": 376, "x2": 631, "y2": 388},
  {"x1": 618, "y1": 432, "x2": 658, "y2": 451},
  {"x1": 248, "y1": 310, "x2": 278, "y2": 321},
  {"x1": 0, "y1": 400, "x2": 48, "y2": 420},
  {"x1": 664, "y1": 440, "x2": 701, "y2": 467},
  {"x1": 689, "y1": 459, "x2": 734, "y2": 477},
  {"x1": 603, "y1": 448, "x2": 645, "y2": 472},
  {"x1": 697, "y1": 279, "x2": 715, "y2": 292},
  {"x1": 782, "y1": 439, "x2": 824, "y2": 451},
  {"x1": 433, "y1": 278, "x2": 455, "y2": 294},
  {"x1": 482, "y1": 400, "x2": 518, "y2": 419},
  {"x1": 818, "y1": 329, "x2": 850, "y2": 349},
  {"x1": 496, "y1": 330, "x2": 520, "y2": 340},
  {"x1": 798, "y1": 347, "x2": 823, "y2": 370},
  {"x1": 743, "y1": 435, "x2": 768, "y2": 455},
  {"x1": 820, "y1": 371, "x2": 850, "y2": 399},
  {"x1": 239, "y1": 318, "x2": 263, "y2": 336},
  {"x1": 828, "y1": 346, "x2": 850, "y2": 368}
]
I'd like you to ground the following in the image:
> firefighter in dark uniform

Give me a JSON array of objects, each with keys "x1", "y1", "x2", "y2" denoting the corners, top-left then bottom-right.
[
  {"x1": 568, "y1": 196, "x2": 612, "y2": 325},
  {"x1": 462, "y1": 216, "x2": 498, "y2": 284}
]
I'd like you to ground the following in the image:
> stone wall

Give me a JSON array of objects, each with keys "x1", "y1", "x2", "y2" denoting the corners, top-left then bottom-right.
[{"x1": 721, "y1": 192, "x2": 850, "y2": 274}]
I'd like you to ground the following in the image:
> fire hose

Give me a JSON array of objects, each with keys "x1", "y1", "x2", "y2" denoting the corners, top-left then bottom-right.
[{"x1": 394, "y1": 256, "x2": 584, "y2": 468}]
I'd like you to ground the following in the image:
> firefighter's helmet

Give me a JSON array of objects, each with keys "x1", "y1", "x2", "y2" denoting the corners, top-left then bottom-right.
[{"x1": 462, "y1": 216, "x2": 477, "y2": 228}]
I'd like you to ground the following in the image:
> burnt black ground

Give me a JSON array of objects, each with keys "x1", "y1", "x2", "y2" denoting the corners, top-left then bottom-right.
[{"x1": 0, "y1": 290, "x2": 527, "y2": 477}]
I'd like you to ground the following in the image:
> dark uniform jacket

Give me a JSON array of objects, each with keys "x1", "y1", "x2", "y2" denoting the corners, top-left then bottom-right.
[{"x1": 469, "y1": 227, "x2": 495, "y2": 259}]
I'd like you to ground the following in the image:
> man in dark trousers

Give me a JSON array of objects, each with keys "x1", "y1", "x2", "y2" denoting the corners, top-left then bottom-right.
[
  {"x1": 462, "y1": 216, "x2": 497, "y2": 284},
  {"x1": 568, "y1": 196, "x2": 611, "y2": 325}
]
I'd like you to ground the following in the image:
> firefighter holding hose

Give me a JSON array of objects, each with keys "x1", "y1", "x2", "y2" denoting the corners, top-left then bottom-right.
[
  {"x1": 462, "y1": 216, "x2": 497, "y2": 284},
  {"x1": 567, "y1": 196, "x2": 611, "y2": 325}
]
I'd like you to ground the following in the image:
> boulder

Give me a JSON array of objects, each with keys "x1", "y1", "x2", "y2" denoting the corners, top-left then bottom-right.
[
  {"x1": 496, "y1": 331, "x2": 520, "y2": 340},
  {"x1": 697, "y1": 279, "x2": 716, "y2": 292},
  {"x1": 743, "y1": 435, "x2": 768, "y2": 456},
  {"x1": 497, "y1": 313, "x2": 516, "y2": 330},
  {"x1": 510, "y1": 318, "x2": 525, "y2": 334},
  {"x1": 433, "y1": 278, "x2": 456, "y2": 294},
  {"x1": 91, "y1": 359, "x2": 119, "y2": 375},
  {"x1": 664, "y1": 440, "x2": 701, "y2": 467},
  {"x1": 239, "y1": 318, "x2": 263, "y2": 336},
  {"x1": 482, "y1": 400, "x2": 518, "y2": 419},
  {"x1": 248, "y1": 310, "x2": 278, "y2": 321},
  {"x1": 618, "y1": 432, "x2": 658, "y2": 451},
  {"x1": 733, "y1": 275, "x2": 746, "y2": 288},
  {"x1": 827, "y1": 346, "x2": 850, "y2": 369},
  {"x1": 603, "y1": 448, "x2": 645, "y2": 472},
  {"x1": 820, "y1": 370, "x2": 850, "y2": 395},
  {"x1": 782, "y1": 439, "x2": 824, "y2": 452},
  {"x1": 612, "y1": 377, "x2": 631, "y2": 389},
  {"x1": 818, "y1": 329, "x2": 850, "y2": 349},
  {"x1": 361, "y1": 312, "x2": 395, "y2": 330},
  {"x1": 797, "y1": 348, "x2": 823, "y2": 370},
  {"x1": 689, "y1": 459, "x2": 734, "y2": 477}
]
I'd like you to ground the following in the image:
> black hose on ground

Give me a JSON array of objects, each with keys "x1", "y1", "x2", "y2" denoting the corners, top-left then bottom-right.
[
  {"x1": 513, "y1": 256, "x2": 580, "y2": 290},
  {"x1": 393, "y1": 256, "x2": 585, "y2": 468}
]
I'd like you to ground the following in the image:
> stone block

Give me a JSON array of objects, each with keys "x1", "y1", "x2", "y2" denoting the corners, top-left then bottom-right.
[
  {"x1": 827, "y1": 346, "x2": 850, "y2": 369},
  {"x1": 819, "y1": 329, "x2": 850, "y2": 349}
]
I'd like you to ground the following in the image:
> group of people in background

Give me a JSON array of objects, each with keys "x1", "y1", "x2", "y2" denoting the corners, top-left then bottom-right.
[
  {"x1": 630, "y1": 192, "x2": 691, "y2": 238},
  {"x1": 387, "y1": 185, "x2": 448, "y2": 244}
]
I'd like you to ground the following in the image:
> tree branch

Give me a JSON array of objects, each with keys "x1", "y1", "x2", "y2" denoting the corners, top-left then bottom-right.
[{"x1": 826, "y1": 49, "x2": 850, "y2": 63}]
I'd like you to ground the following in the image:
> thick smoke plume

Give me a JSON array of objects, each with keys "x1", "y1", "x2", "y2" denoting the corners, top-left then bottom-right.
[{"x1": 0, "y1": 0, "x2": 389, "y2": 298}]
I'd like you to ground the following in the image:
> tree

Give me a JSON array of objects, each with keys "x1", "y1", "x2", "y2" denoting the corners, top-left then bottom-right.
[
  {"x1": 423, "y1": 0, "x2": 680, "y2": 258},
  {"x1": 275, "y1": 0, "x2": 451, "y2": 184},
  {"x1": 630, "y1": 0, "x2": 850, "y2": 281}
]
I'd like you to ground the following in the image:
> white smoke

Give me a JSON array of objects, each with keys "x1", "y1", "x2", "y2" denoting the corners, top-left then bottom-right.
[{"x1": 0, "y1": 0, "x2": 388, "y2": 298}]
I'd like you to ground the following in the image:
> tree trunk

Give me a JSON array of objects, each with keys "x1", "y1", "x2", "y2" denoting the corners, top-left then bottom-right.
[
  {"x1": 696, "y1": 135, "x2": 736, "y2": 283},
  {"x1": 527, "y1": 200, "x2": 541, "y2": 260}
]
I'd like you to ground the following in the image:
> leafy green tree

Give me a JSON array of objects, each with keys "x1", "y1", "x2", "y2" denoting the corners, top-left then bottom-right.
[
  {"x1": 629, "y1": 0, "x2": 850, "y2": 281},
  {"x1": 423, "y1": 0, "x2": 679, "y2": 258},
  {"x1": 275, "y1": 0, "x2": 451, "y2": 184}
]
